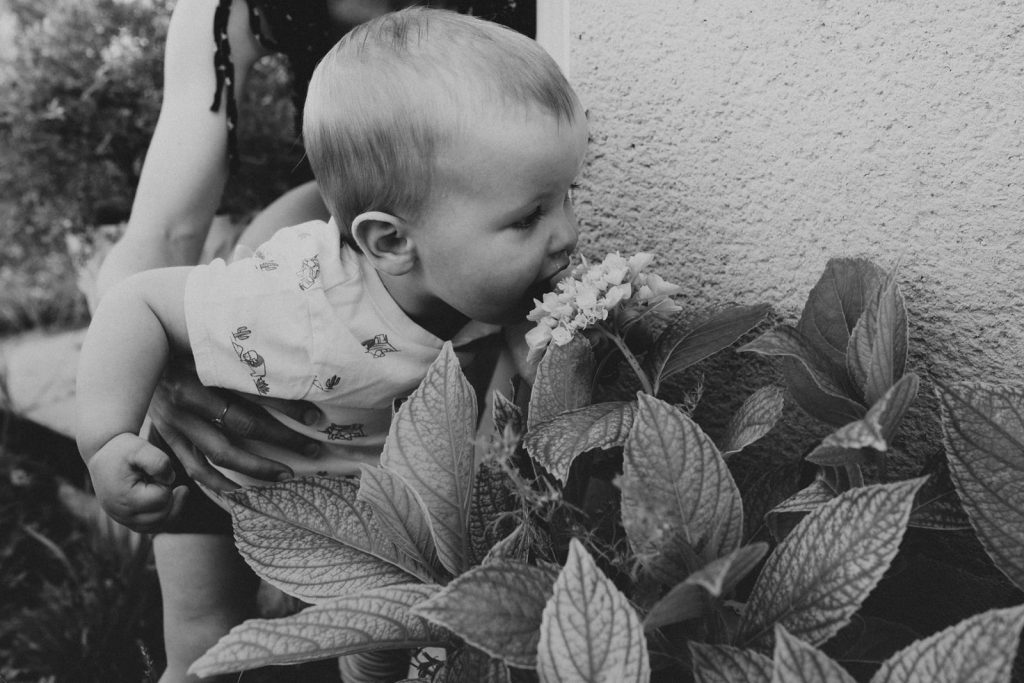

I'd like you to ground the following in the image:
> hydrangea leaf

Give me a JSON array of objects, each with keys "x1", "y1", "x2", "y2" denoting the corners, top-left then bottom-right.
[
  {"x1": 764, "y1": 477, "x2": 836, "y2": 542},
  {"x1": 737, "y1": 478, "x2": 925, "y2": 648},
  {"x1": 434, "y1": 645, "x2": 511, "y2": 683},
  {"x1": 797, "y1": 257, "x2": 887, "y2": 369},
  {"x1": 719, "y1": 385, "x2": 786, "y2": 457},
  {"x1": 772, "y1": 624, "x2": 856, "y2": 683},
  {"x1": 468, "y1": 460, "x2": 521, "y2": 565},
  {"x1": 524, "y1": 401, "x2": 636, "y2": 483},
  {"x1": 846, "y1": 268, "x2": 908, "y2": 406},
  {"x1": 357, "y1": 465, "x2": 444, "y2": 582},
  {"x1": 938, "y1": 382, "x2": 1024, "y2": 590},
  {"x1": 870, "y1": 604, "x2": 1024, "y2": 683},
  {"x1": 644, "y1": 303, "x2": 771, "y2": 393},
  {"x1": 537, "y1": 539, "x2": 650, "y2": 683},
  {"x1": 412, "y1": 560, "x2": 559, "y2": 668},
  {"x1": 528, "y1": 334, "x2": 595, "y2": 431},
  {"x1": 740, "y1": 325, "x2": 865, "y2": 426},
  {"x1": 644, "y1": 543, "x2": 769, "y2": 630},
  {"x1": 189, "y1": 583, "x2": 445, "y2": 677},
  {"x1": 224, "y1": 477, "x2": 423, "y2": 603},
  {"x1": 620, "y1": 393, "x2": 743, "y2": 563},
  {"x1": 381, "y1": 342, "x2": 476, "y2": 576},
  {"x1": 491, "y1": 389, "x2": 524, "y2": 436},
  {"x1": 689, "y1": 642, "x2": 773, "y2": 683}
]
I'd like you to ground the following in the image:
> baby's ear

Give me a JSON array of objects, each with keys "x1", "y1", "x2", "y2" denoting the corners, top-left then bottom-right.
[{"x1": 350, "y1": 211, "x2": 415, "y2": 275}]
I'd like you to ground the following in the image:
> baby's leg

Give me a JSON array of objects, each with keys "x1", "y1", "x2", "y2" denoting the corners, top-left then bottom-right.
[{"x1": 154, "y1": 532, "x2": 258, "y2": 683}]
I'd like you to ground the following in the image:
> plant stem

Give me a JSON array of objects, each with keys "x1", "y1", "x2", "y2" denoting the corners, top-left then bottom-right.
[{"x1": 599, "y1": 328, "x2": 654, "y2": 395}]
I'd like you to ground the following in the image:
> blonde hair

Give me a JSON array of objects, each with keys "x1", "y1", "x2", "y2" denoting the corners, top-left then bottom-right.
[{"x1": 303, "y1": 7, "x2": 581, "y2": 238}]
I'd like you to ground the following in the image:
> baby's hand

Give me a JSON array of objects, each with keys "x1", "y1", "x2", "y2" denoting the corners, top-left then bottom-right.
[{"x1": 87, "y1": 433, "x2": 188, "y2": 532}]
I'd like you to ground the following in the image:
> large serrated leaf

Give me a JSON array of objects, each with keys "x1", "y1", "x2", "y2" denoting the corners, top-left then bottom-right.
[
  {"x1": 689, "y1": 642, "x2": 772, "y2": 683},
  {"x1": 938, "y1": 382, "x2": 1024, "y2": 591},
  {"x1": 357, "y1": 465, "x2": 444, "y2": 582},
  {"x1": 644, "y1": 304, "x2": 771, "y2": 394},
  {"x1": 797, "y1": 257, "x2": 887, "y2": 367},
  {"x1": 644, "y1": 543, "x2": 769, "y2": 630},
  {"x1": 736, "y1": 478, "x2": 925, "y2": 649},
  {"x1": 528, "y1": 334, "x2": 595, "y2": 431},
  {"x1": 468, "y1": 460, "x2": 521, "y2": 566},
  {"x1": 225, "y1": 477, "x2": 423, "y2": 602},
  {"x1": 382, "y1": 343, "x2": 476, "y2": 576},
  {"x1": 772, "y1": 623, "x2": 856, "y2": 683},
  {"x1": 620, "y1": 393, "x2": 743, "y2": 563},
  {"x1": 412, "y1": 560, "x2": 558, "y2": 668},
  {"x1": 189, "y1": 583, "x2": 445, "y2": 677},
  {"x1": 764, "y1": 477, "x2": 836, "y2": 542},
  {"x1": 524, "y1": 401, "x2": 636, "y2": 483},
  {"x1": 537, "y1": 539, "x2": 650, "y2": 683},
  {"x1": 740, "y1": 326, "x2": 865, "y2": 425},
  {"x1": 846, "y1": 269, "x2": 908, "y2": 406},
  {"x1": 719, "y1": 385, "x2": 786, "y2": 457},
  {"x1": 870, "y1": 604, "x2": 1024, "y2": 683}
]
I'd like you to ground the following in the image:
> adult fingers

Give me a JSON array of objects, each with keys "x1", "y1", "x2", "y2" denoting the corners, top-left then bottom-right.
[
  {"x1": 149, "y1": 395, "x2": 248, "y2": 491},
  {"x1": 215, "y1": 397, "x2": 321, "y2": 456},
  {"x1": 158, "y1": 364, "x2": 320, "y2": 456}
]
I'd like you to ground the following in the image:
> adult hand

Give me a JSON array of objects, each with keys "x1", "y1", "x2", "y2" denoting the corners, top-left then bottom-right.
[{"x1": 148, "y1": 357, "x2": 322, "y2": 492}]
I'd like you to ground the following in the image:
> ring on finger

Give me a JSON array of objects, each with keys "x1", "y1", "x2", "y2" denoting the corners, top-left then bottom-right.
[{"x1": 211, "y1": 401, "x2": 232, "y2": 428}]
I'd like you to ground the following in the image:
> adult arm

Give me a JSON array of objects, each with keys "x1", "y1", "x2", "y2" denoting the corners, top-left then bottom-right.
[{"x1": 95, "y1": 0, "x2": 267, "y2": 298}]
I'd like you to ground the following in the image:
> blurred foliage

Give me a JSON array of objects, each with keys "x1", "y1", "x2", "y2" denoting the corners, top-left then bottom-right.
[{"x1": 0, "y1": 0, "x2": 301, "y2": 334}]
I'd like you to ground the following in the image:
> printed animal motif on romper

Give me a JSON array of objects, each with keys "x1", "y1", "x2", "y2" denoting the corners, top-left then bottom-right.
[
  {"x1": 297, "y1": 254, "x2": 321, "y2": 291},
  {"x1": 361, "y1": 333, "x2": 399, "y2": 359},
  {"x1": 311, "y1": 374, "x2": 341, "y2": 392},
  {"x1": 319, "y1": 422, "x2": 366, "y2": 441},
  {"x1": 231, "y1": 328, "x2": 269, "y2": 395}
]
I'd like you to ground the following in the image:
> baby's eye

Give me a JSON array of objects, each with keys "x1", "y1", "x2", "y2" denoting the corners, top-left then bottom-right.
[{"x1": 509, "y1": 206, "x2": 545, "y2": 231}]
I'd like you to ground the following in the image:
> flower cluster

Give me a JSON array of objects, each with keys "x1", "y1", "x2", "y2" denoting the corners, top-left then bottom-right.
[{"x1": 526, "y1": 252, "x2": 682, "y2": 364}]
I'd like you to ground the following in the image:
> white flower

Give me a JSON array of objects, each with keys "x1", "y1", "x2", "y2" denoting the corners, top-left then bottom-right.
[{"x1": 524, "y1": 251, "x2": 682, "y2": 364}]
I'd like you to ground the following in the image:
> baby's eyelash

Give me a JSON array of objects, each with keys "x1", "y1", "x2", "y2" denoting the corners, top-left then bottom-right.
[{"x1": 510, "y1": 206, "x2": 545, "y2": 230}]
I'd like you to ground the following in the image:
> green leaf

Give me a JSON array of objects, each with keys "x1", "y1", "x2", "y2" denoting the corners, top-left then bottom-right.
[
  {"x1": 736, "y1": 478, "x2": 925, "y2": 649},
  {"x1": 537, "y1": 539, "x2": 650, "y2": 683},
  {"x1": 620, "y1": 393, "x2": 744, "y2": 563},
  {"x1": 764, "y1": 478, "x2": 836, "y2": 542},
  {"x1": 188, "y1": 583, "x2": 445, "y2": 677},
  {"x1": 772, "y1": 624, "x2": 856, "y2": 683},
  {"x1": 434, "y1": 645, "x2": 511, "y2": 683},
  {"x1": 528, "y1": 334, "x2": 595, "y2": 431},
  {"x1": 719, "y1": 385, "x2": 786, "y2": 457},
  {"x1": 492, "y1": 390, "x2": 524, "y2": 436},
  {"x1": 846, "y1": 268, "x2": 908, "y2": 406},
  {"x1": 357, "y1": 465, "x2": 444, "y2": 582},
  {"x1": 740, "y1": 326, "x2": 865, "y2": 425},
  {"x1": 381, "y1": 342, "x2": 476, "y2": 576},
  {"x1": 689, "y1": 643, "x2": 772, "y2": 683},
  {"x1": 468, "y1": 460, "x2": 521, "y2": 565},
  {"x1": 644, "y1": 543, "x2": 769, "y2": 630},
  {"x1": 873, "y1": 372, "x2": 919, "y2": 441},
  {"x1": 523, "y1": 401, "x2": 636, "y2": 483},
  {"x1": 644, "y1": 304, "x2": 771, "y2": 393},
  {"x1": 938, "y1": 382, "x2": 1024, "y2": 591},
  {"x1": 907, "y1": 466, "x2": 971, "y2": 531},
  {"x1": 870, "y1": 604, "x2": 1024, "y2": 683},
  {"x1": 797, "y1": 257, "x2": 887, "y2": 368},
  {"x1": 412, "y1": 560, "x2": 558, "y2": 668},
  {"x1": 225, "y1": 477, "x2": 423, "y2": 603}
]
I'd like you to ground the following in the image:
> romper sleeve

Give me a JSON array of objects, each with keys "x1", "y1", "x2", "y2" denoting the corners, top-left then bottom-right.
[{"x1": 184, "y1": 220, "x2": 343, "y2": 399}]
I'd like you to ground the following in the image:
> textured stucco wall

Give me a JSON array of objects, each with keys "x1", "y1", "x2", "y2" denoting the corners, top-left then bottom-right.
[{"x1": 568, "y1": 0, "x2": 1023, "y2": 393}]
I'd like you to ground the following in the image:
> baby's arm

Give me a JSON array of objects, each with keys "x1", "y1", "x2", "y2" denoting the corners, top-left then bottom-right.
[{"x1": 76, "y1": 267, "x2": 193, "y2": 531}]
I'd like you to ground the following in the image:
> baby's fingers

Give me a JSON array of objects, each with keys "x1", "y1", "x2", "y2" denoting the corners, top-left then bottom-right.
[{"x1": 126, "y1": 442, "x2": 177, "y2": 486}]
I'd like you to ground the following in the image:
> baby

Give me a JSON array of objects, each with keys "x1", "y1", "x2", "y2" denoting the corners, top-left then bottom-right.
[{"x1": 76, "y1": 8, "x2": 586, "y2": 682}]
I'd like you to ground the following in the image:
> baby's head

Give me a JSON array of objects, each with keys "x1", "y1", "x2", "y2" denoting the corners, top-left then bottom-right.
[{"x1": 304, "y1": 8, "x2": 588, "y2": 332}]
